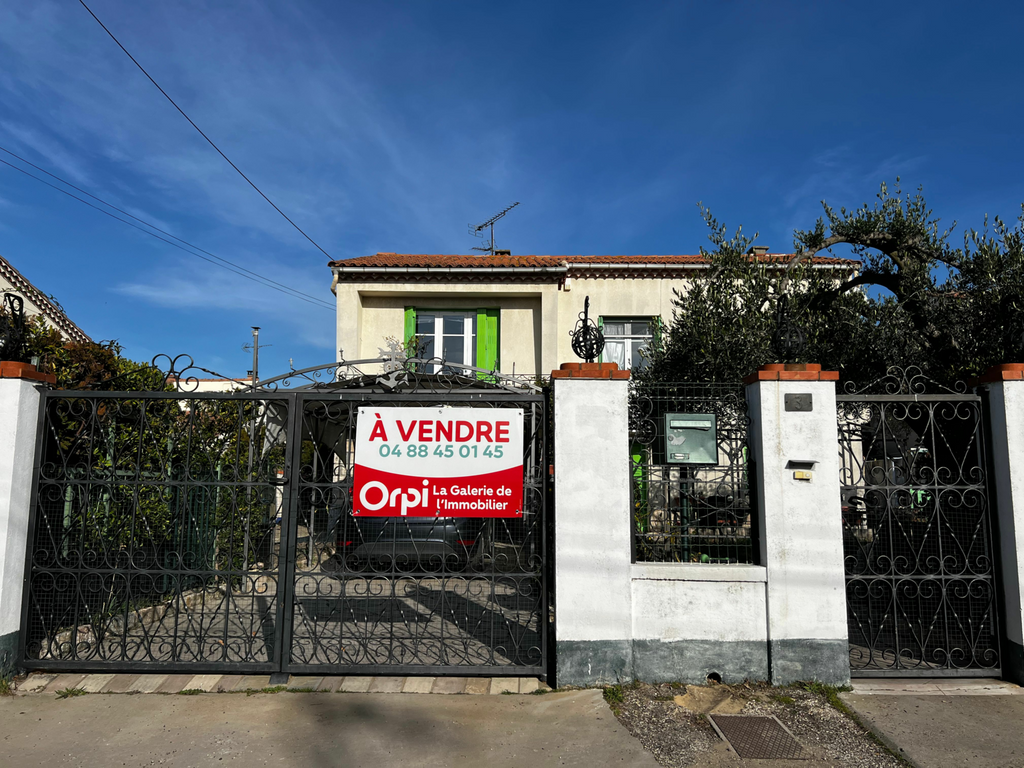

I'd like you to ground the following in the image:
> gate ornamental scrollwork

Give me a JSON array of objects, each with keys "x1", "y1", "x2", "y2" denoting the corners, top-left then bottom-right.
[{"x1": 836, "y1": 365, "x2": 999, "y2": 676}]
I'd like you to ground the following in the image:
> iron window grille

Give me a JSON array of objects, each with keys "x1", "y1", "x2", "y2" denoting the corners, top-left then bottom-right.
[{"x1": 628, "y1": 382, "x2": 756, "y2": 564}]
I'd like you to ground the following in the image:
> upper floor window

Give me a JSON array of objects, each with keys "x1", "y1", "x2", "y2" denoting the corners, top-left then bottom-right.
[
  {"x1": 404, "y1": 308, "x2": 499, "y2": 374},
  {"x1": 603, "y1": 318, "x2": 654, "y2": 371},
  {"x1": 415, "y1": 311, "x2": 476, "y2": 372}
]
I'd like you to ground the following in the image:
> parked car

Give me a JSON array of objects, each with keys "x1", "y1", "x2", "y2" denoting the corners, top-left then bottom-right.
[{"x1": 320, "y1": 508, "x2": 486, "y2": 574}]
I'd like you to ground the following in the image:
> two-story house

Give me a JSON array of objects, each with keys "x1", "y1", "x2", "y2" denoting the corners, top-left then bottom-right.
[{"x1": 329, "y1": 250, "x2": 856, "y2": 376}]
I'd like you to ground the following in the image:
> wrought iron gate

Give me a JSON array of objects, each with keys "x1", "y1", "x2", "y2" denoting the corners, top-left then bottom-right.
[
  {"x1": 20, "y1": 358, "x2": 550, "y2": 677},
  {"x1": 837, "y1": 368, "x2": 1000, "y2": 677}
]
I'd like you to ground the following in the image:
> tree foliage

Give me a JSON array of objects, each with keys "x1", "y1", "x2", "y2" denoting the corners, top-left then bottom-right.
[
  {"x1": 642, "y1": 181, "x2": 1024, "y2": 385},
  {"x1": 23, "y1": 316, "x2": 167, "y2": 390}
]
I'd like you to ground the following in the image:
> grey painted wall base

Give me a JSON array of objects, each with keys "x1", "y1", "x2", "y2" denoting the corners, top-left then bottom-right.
[
  {"x1": 1004, "y1": 638, "x2": 1024, "y2": 687},
  {"x1": 769, "y1": 638, "x2": 850, "y2": 686},
  {"x1": 557, "y1": 638, "x2": 771, "y2": 687},
  {"x1": 0, "y1": 631, "x2": 18, "y2": 678},
  {"x1": 556, "y1": 640, "x2": 633, "y2": 686},
  {"x1": 632, "y1": 639, "x2": 769, "y2": 685},
  {"x1": 558, "y1": 638, "x2": 850, "y2": 687}
]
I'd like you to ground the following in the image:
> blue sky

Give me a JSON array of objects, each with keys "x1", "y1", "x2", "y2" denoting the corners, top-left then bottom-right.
[{"x1": 0, "y1": 1, "x2": 1021, "y2": 377}]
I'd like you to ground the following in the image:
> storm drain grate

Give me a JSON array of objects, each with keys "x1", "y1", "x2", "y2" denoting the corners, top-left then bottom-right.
[{"x1": 707, "y1": 714, "x2": 808, "y2": 760}]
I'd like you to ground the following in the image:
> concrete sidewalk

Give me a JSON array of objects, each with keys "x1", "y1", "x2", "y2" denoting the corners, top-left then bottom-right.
[
  {"x1": 841, "y1": 679, "x2": 1024, "y2": 768},
  {"x1": 0, "y1": 688, "x2": 659, "y2": 768}
]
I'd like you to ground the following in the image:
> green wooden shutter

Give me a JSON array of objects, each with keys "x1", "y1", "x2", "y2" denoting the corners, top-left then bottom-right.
[
  {"x1": 475, "y1": 309, "x2": 499, "y2": 372},
  {"x1": 403, "y1": 307, "x2": 416, "y2": 355},
  {"x1": 597, "y1": 316, "x2": 604, "y2": 363}
]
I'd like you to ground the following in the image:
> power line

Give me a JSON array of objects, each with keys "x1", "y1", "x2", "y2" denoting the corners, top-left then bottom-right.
[
  {"x1": 78, "y1": 0, "x2": 334, "y2": 261},
  {"x1": 0, "y1": 155, "x2": 334, "y2": 311},
  {"x1": 0, "y1": 154, "x2": 333, "y2": 311},
  {"x1": 0, "y1": 144, "x2": 333, "y2": 310}
]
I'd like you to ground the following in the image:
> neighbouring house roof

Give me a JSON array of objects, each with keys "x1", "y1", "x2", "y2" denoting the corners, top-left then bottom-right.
[
  {"x1": 166, "y1": 376, "x2": 252, "y2": 393},
  {"x1": 329, "y1": 252, "x2": 859, "y2": 284},
  {"x1": 0, "y1": 255, "x2": 91, "y2": 344}
]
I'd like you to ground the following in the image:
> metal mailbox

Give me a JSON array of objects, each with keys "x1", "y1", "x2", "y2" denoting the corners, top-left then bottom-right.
[{"x1": 664, "y1": 413, "x2": 718, "y2": 465}]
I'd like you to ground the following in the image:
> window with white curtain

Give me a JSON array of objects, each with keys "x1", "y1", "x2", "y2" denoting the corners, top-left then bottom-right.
[{"x1": 602, "y1": 318, "x2": 653, "y2": 370}]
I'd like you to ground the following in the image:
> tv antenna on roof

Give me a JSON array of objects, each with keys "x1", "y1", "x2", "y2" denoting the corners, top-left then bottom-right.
[{"x1": 469, "y1": 201, "x2": 519, "y2": 255}]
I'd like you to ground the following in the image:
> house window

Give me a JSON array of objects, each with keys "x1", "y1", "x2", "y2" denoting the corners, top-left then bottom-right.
[
  {"x1": 602, "y1": 318, "x2": 654, "y2": 370},
  {"x1": 415, "y1": 311, "x2": 476, "y2": 372},
  {"x1": 404, "y1": 308, "x2": 500, "y2": 373}
]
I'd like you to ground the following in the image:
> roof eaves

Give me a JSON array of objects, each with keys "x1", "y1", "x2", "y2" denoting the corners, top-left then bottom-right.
[{"x1": 0, "y1": 255, "x2": 92, "y2": 344}]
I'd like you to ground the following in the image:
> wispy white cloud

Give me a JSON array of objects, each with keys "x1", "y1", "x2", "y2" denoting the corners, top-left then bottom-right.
[
  {"x1": 0, "y1": 121, "x2": 95, "y2": 186},
  {"x1": 0, "y1": 0, "x2": 533, "y2": 262},
  {"x1": 114, "y1": 252, "x2": 335, "y2": 351},
  {"x1": 0, "y1": 0, "x2": 1017, "y2": 373},
  {"x1": 776, "y1": 147, "x2": 930, "y2": 243}
]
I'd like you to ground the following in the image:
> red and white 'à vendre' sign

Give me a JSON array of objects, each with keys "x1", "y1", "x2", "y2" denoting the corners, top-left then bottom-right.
[{"x1": 352, "y1": 406, "x2": 524, "y2": 518}]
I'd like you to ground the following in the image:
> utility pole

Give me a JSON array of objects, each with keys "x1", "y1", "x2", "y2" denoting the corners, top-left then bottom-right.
[
  {"x1": 251, "y1": 326, "x2": 259, "y2": 387},
  {"x1": 240, "y1": 325, "x2": 269, "y2": 575},
  {"x1": 243, "y1": 326, "x2": 271, "y2": 388}
]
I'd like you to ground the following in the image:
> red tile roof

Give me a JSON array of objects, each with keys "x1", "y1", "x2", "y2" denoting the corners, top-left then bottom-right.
[
  {"x1": 0, "y1": 254, "x2": 91, "y2": 344},
  {"x1": 329, "y1": 253, "x2": 857, "y2": 269}
]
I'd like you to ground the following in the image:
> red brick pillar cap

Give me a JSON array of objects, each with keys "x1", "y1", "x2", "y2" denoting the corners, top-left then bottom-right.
[
  {"x1": 972, "y1": 363, "x2": 1024, "y2": 384},
  {"x1": 551, "y1": 362, "x2": 629, "y2": 380},
  {"x1": 0, "y1": 361, "x2": 56, "y2": 384},
  {"x1": 743, "y1": 363, "x2": 838, "y2": 384}
]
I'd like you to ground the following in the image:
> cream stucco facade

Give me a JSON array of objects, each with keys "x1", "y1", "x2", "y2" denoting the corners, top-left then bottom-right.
[
  {"x1": 334, "y1": 273, "x2": 698, "y2": 376},
  {"x1": 330, "y1": 252, "x2": 856, "y2": 376}
]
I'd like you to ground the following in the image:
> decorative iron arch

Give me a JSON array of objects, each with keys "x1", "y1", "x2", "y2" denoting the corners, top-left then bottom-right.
[
  {"x1": 841, "y1": 365, "x2": 969, "y2": 396},
  {"x1": 73, "y1": 351, "x2": 545, "y2": 395},
  {"x1": 254, "y1": 356, "x2": 547, "y2": 394}
]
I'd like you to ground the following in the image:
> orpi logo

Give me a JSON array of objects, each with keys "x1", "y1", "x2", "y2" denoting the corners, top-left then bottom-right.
[{"x1": 357, "y1": 478, "x2": 430, "y2": 516}]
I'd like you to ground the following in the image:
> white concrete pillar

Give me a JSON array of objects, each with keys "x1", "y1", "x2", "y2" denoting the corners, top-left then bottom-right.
[
  {"x1": 977, "y1": 366, "x2": 1024, "y2": 684},
  {"x1": 0, "y1": 375, "x2": 45, "y2": 676},
  {"x1": 553, "y1": 368, "x2": 633, "y2": 685},
  {"x1": 745, "y1": 365, "x2": 849, "y2": 685}
]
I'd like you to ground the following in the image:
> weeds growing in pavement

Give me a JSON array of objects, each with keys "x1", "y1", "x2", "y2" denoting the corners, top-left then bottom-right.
[
  {"x1": 603, "y1": 685, "x2": 625, "y2": 704},
  {"x1": 55, "y1": 688, "x2": 87, "y2": 699},
  {"x1": 244, "y1": 685, "x2": 288, "y2": 696}
]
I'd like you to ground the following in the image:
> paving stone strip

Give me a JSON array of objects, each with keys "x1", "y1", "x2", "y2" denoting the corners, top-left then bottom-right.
[
  {"x1": 127, "y1": 674, "x2": 166, "y2": 693},
  {"x1": 77, "y1": 674, "x2": 114, "y2": 693},
  {"x1": 849, "y1": 677, "x2": 1024, "y2": 696},
  {"x1": 16, "y1": 672, "x2": 550, "y2": 696}
]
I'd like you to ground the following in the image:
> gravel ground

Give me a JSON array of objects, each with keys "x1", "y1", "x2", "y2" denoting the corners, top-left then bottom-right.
[{"x1": 607, "y1": 681, "x2": 908, "y2": 768}]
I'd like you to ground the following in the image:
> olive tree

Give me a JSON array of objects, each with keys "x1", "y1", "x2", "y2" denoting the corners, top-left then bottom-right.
[{"x1": 642, "y1": 181, "x2": 1024, "y2": 385}]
